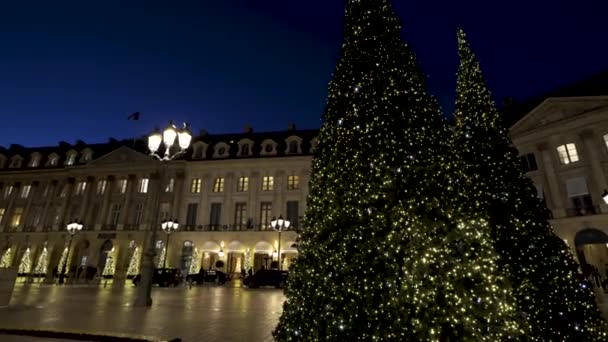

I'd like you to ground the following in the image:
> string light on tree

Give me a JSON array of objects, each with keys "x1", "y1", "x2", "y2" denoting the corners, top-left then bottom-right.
[
  {"x1": 127, "y1": 247, "x2": 140, "y2": 277},
  {"x1": 34, "y1": 247, "x2": 48, "y2": 275},
  {"x1": 0, "y1": 248, "x2": 12, "y2": 268},
  {"x1": 274, "y1": 1, "x2": 523, "y2": 340},
  {"x1": 18, "y1": 248, "x2": 32, "y2": 274}
]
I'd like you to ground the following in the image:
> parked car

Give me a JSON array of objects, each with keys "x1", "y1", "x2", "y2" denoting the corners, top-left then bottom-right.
[
  {"x1": 186, "y1": 269, "x2": 226, "y2": 285},
  {"x1": 132, "y1": 268, "x2": 182, "y2": 287},
  {"x1": 243, "y1": 269, "x2": 288, "y2": 288}
]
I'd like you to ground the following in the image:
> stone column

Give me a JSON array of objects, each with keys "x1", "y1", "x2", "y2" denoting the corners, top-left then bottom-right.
[
  {"x1": 580, "y1": 130, "x2": 608, "y2": 212},
  {"x1": 19, "y1": 181, "x2": 37, "y2": 232},
  {"x1": 98, "y1": 176, "x2": 115, "y2": 230},
  {"x1": 199, "y1": 174, "x2": 211, "y2": 227},
  {"x1": 1, "y1": 182, "x2": 19, "y2": 231},
  {"x1": 112, "y1": 238, "x2": 129, "y2": 287},
  {"x1": 274, "y1": 170, "x2": 285, "y2": 217},
  {"x1": 118, "y1": 175, "x2": 137, "y2": 229},
  {"x1": 248, "y1": 171, "x2": 260, "y2": 228},
  {"x1": 172, "y1": 171, "x2": 185, "y2": 222},
  {"x1": 299, "y1": 168, "x2": 310, "y2": 228},
  {"x1": 58, "y1": 178, "x2": 76, "y2": 228},
  {"x1": 537, "y1": 143, "x2": 566, "y2": 218},
  {"x1": 222, "y1": 172, "x2": 235, "y2": 227},
  {"x1": 39, "y1": 180, "x2": 57, "y2": 232},
  {"x1": 77, "y1": 176, "x2": 96, "y2": 227}
]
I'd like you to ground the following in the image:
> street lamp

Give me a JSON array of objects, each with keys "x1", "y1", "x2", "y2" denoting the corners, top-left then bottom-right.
[
  {"x1": 160, "y1": 219, "x2": 179, "y2": 268},
  {"x1": 134, "y1": 122, "x2": 192, "y2": 307},
  {"x1": 64, "y1": 220, "x2": 83, "y2": 283},
  {"x1": 602, "y1": 189, "x2": 608, "y2": 205},
  {"x1": 270, "y1": 215, "x2": 290, "y2": 270}
]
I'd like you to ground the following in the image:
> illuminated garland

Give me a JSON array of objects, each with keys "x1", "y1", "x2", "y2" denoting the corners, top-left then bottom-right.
[
  {"x1": 0, "y1": 248, "x2": 12, "y2": 268},
  {"x1": 18, "y1": 248, "x2": 32, "y2": 274},
  {"x1": 127, "y1": 247, "x2": 140, "y2": 276}
]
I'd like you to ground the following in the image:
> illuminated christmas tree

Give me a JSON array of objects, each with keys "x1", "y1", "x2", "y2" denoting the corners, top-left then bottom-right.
[
  {"x1": 189, "y1": 248, "x2": 199, "y2": 275},
  {"x1": 57, "y1": 247, "x2": 68, "y2": 274},
  {"x1": 127, "y1": 247, "x2": 140, "y2": 277},
  {"x1": 274, "y1": 1, "x2": 523, "y2": 340},
  {"x1": 34, "y1": 247, "x2": 48, "y2": 275},
  {"x1": 0, "y1": 247, "x2": 12, "y2": 268},
  {"x1": 18, "y1": 248, "x2": 32, "y2": 274},
  {"x1": 102, "y1": 247, "x2": 116, "y2": 276},
  {"x1": 453, "y1": 28, "x2": 608, "y2": 340}
]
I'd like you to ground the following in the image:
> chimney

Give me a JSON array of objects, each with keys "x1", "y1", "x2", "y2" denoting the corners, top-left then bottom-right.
[
  {"x1": 287, "y1": 123, "x2": 297, "y2": 131},
  {"x1": 244, "y1": 124, "x2": 253, "y2": 133},
  {"x1": 503, "y1": 96, "x2": 516, "y2": 107},
  {"x1": 199, "y1": 129, "x2": 209, "y2": 137}
]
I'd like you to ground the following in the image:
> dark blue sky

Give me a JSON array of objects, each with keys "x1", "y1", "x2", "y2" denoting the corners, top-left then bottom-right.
[{"x1": 1, "y1": 0, "x2": 607, "y2": 147}]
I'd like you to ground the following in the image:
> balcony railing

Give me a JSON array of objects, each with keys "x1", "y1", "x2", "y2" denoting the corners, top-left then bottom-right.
[
  {"x1": 177, "y1": 223, "x2": 299, "y2": 232},
  {"x1": 101, "y1": 224, "x2": 117, "y2": 231},
  {"x1": 123, "y1": 224, "x2": 139, "y2": 231},
  {"x1": 566, "y1": 205, "x2": 600, "y2": 217}
]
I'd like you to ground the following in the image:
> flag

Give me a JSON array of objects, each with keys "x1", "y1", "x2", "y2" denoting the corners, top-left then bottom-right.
[{"x1": 127, "y1": 112, "x2": 140, "y2": 121}]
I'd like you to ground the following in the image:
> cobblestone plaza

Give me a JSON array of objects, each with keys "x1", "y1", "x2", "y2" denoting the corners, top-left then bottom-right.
[{"x1": 0, "y1": 284, "x2": 285, "y2": 342}]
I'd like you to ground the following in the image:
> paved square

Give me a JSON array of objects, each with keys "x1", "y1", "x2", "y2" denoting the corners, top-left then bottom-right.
[{"x1": 0, "y1": 284, "x2": 286, "y2": 342}]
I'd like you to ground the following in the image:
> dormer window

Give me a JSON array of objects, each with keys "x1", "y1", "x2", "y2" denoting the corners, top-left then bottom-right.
[
  {"x1": 65, "y1": 151, "x2": 77, "y2": 166},
  {"x1": 47, "y1": 154, "x2": 59, "y2": 166},
  {"x1": 80, "y1": 149, "x2": 93, "y2": 163},
  {"x1": 285, "y1": 135, "x2": 303, "y2": 154},
  {"x1": 237, "y1": 139, "x2": 253, "y2": 157},
  {"x1": 260, "y1": 139, "x2": 277, "y2": 156},
  {"x1": 9, "y1": 156, "x2": 22, "y2": 168},
  {"x1": 29, "y1": 153, "x2": 41, "y2": 167},
  {"x1": 310, "y1": 137, "x2": 318, "y2": 153},
  {"x1": 213, "y1": 142, "x2": 230, "y2": 158},
  {"x1": 192, "y1": 142, "x2": 208, "y2": 160},
  {"x1": 557, "y1": 143, "x2": 579, "y2": 165}
]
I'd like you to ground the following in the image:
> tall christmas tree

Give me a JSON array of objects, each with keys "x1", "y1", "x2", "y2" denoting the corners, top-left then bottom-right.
[
  {"x1": 275, "y1": 1, "x2": 523, "y2": 340},
  {"x1": 453, "y1": 28, "x2": 607, "y2": 340}
]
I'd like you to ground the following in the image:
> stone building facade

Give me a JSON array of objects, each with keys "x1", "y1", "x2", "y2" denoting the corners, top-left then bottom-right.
[
  {"x1": 0, "y1": 128, "x2": 316, "y2": 284},
  {"x1": 1, "y1": 84, "x2": 608, "y2": 285}
]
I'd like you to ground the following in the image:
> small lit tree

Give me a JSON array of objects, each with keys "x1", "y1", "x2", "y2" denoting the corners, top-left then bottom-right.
[{"x1": 18, "y1": 248, "x2": 32, "y2": 274}]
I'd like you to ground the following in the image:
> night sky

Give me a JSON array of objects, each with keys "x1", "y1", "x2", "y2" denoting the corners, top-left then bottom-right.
[{"x1": 1, "y1": 0, "x2": 607, "y2": 147}]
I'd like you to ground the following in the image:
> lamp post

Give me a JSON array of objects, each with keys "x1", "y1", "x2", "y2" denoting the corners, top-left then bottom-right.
[
  {"x1": 270, "y1": 216, "x2": 290, "y2": 270},
  {"x1": 134, "y1": 122, "x2": 192, "y2": 307},
  {"x1": 602, "y1": 189, "x2": 608, "y2": 205},
  {"x1": 161, "y1": 219, "x2": 179, "y2": 268},
  {"x1": 64, "y1": 220, "x2": 83, "y2": 283}
]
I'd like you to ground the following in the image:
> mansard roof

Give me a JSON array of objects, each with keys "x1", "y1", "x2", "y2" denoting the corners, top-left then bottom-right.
[
  {"x1": 0, "y1": 128, "x2": 319, "y2": 172},
  {"x1": 502, "y1": 69, "x2": 608, "y2": 127}
]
